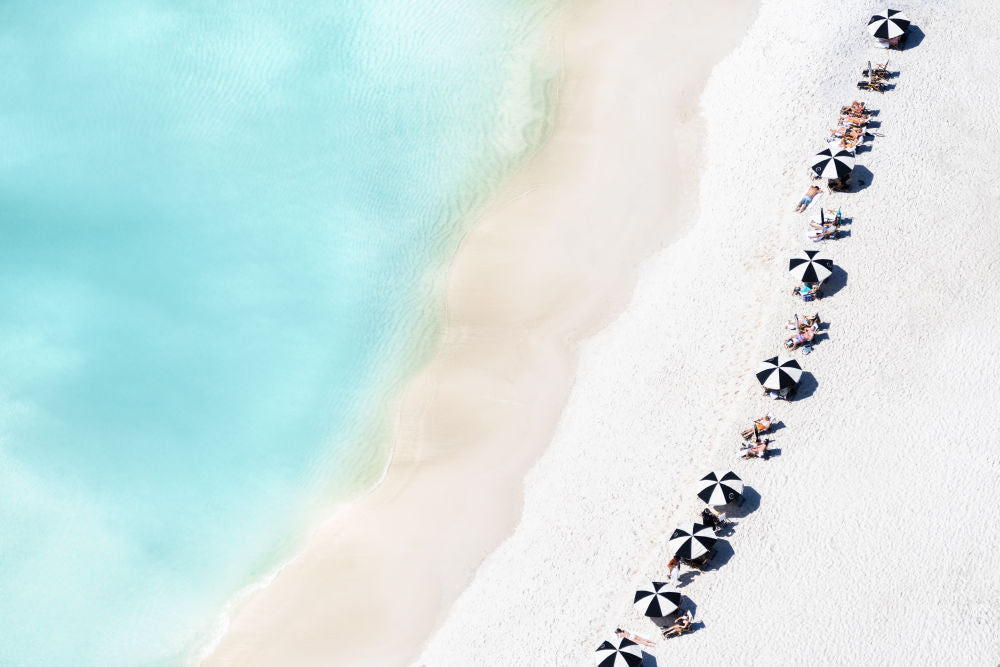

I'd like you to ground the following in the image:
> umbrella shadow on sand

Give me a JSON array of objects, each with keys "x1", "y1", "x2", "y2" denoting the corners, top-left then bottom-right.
[
  {"x1": 849, "y1": 165, "x2": 874, "y2": 193},
  {"x1": 821, "y1": 265, "x2": 848, "y2": 298},
  {"x1": 726, "y1": 486, "x2": 761, "y2": 520},
  {"x1": 640, "y1": 651, "x2": 660, "y2": 666},
  {"x1": 902, "y1": 25, "x2": 925, "y2": 50},
  {"x1": 791, "y1": 372, "x2": 819, "y2": 401}
]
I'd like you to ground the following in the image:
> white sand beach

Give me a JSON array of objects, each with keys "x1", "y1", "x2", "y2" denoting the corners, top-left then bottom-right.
[
  {"x1": 418, "y1": 0, "x2": 1000, "y2": 665},
  {"x1": 207, "y1": 0, "x2": 1000, "y2": 665}
]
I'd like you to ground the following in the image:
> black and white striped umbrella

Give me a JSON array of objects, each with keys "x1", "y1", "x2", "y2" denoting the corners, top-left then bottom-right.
[
  {"x1": 868, "y1": 9, "x2": 910, "y2": 39},
  {"x1": 595, "y1": 637, "x2": 643, "y2": 667},
  {"x1": 789, "y1": 249, "x2": 834, "y2": 283},
  {"x1": 668, "y1": 522, "x2": 717, "y2": 560},
  {"x1": 756, "y1": 355, "x2": 803, "y2": 391},
  {"x1": 811, "y1": 147, "x2": 855, "y2": 180},
  {"x1": 697, "y1": 470, "x2": 744, "y2": 506},
  {"x1": 634, "y1": 582, "x2": 681, "y2": 618}
]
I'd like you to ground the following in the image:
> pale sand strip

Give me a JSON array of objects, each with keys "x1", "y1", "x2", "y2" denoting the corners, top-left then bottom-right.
[
  {"x1": 201, "y1": 1, "x2": 758, "y2": 665},
  {"x1": 420, "y1": 0, "x2": 1000, "y2": 665}
]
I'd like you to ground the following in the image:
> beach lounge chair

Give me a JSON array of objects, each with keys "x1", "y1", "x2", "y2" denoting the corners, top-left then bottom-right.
[
  {"x1": 740, "y1": 439, "x2": 771, "y2": 458},
  {"x1": 863, "y1": 60, "x2": 890, "y2": 81},
  {"x1": 840, "y1": 101, "x2": 868, "y2": 116},
  {"x1": 809, "y1": 225, "x2": 839, "y2": 242},
  {"x1": 784, "y1": 325, "x2": 818, "y2": 350},
  {"x1": 662, "y1": 611, "x2": 694, "y2": 639},
  {"x1": 856, "y1": 79, "x2": 886, "y2": 94},
  {"x1": 740, "y1": 414, "x2": 772, "y2": 440},
  {"x1": 700, "y1": 507, "x2": 730, "y2": 533}
]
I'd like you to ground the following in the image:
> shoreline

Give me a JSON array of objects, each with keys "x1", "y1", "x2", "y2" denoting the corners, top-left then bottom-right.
[{"x1": 201, "y1": 0, "x2": 759, "y2": 664}]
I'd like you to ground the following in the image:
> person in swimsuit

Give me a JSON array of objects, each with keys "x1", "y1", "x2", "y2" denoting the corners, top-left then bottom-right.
[
  {"x1": 794, "y1": 185, "x2": 823, "y2": 212},
  {"x1": 615, "y1": 627, "x2": 657, "y2": 648},
  {"x1": 809, "y1": 224, "x2": 837, "y2": 241}
]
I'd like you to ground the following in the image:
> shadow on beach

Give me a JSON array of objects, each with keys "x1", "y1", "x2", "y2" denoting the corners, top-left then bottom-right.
[
  {"x1": 850, "y1": 165, "x2": 874, "y2": 192},
  {"x1": 902, "y1": 26, "x2": 925, "y2": 50},
  {"x1": 728, "y1": 486, "x2": 761, "y2": 520},
  {"x1": 792, "y1": 372, "x2": 819, "y2": 401},
  {"x1": 704, "y1": 541, "x2": 735, "y2": 572},
  {"x1": 822, "y1": 265, "x2": 849, "y2": 299}
]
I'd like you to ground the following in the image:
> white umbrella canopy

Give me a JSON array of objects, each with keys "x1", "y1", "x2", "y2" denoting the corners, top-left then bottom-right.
[
  {"x1": 668, "y1": 522, "x2": 718, "y2": 560},
  {"x1": 697, "y1": 470, "x2": 744, "y2": 505},
  {"x1": 811, "y1": 147, "x2": 855, "y2": 180},
  {"x1": 755, "y1": 355, "x2": 803, "y2": 391},
  {"x1": 595, "y1": 637, "x2": 643, "y2": 667},
  {"x1": 633, "y1": 582, "x2": 681, "y2": 618},
  {"x1": 868, "y1": 9, "x2": 911, "y2": 39}
]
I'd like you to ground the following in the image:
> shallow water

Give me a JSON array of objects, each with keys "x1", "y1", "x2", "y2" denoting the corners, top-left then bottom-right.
[{"x1": 0, "y1": 1, "x2": 556, "y2": 663}]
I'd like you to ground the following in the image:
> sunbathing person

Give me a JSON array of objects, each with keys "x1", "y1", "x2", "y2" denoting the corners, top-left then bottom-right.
[
  {"x1": 785, "y1": 324, "x2": 818, "y2": 349},
  {"x1": 785, "y1": 313, "x2": 821, "y2": 331},
  {"x1": 615, "y1": 627, "x2": 657, "y2": 649},
  {"x1": 840, "y1": 101, "x2": 868, "y2": 116},
  {"x1": 740, "y1": 414, "x2": 772, "y2": 439},
  {"x1": 763, "y1": 385, "x2": 791, "y2": 400},
  {"x1": 700, "y1": 507, "x2": 728, "y2": 533},
  {"x1": 809, "y1": 225, "x2": 838, "y2": 242},
  {"x1": 740, "y1": 438, "x2": 770, "y2": 459},
  {"x1": 799, "y1": 283, "x2": 819, "y2": 299},
  {"x1": 839, "y1": 114, "x2": 869, "y2": 127},
  {"x1": 662, "y1": 610, "x2": 694, "y2": 638},
  {"x1": 794, "y1": 185, "x2": 823, "y2": 213}
]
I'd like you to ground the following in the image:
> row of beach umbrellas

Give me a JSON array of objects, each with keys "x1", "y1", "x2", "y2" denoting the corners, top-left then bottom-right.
[
  {"x1": 599, "y1": 471, "x2": 745, "y2": 665},
  {"x1": 598, "y1": 11, "x2": 906, "y2": 663}
]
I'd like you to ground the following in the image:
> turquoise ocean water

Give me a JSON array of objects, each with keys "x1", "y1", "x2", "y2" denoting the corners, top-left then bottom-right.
[{"x1": 0, "y1": 1, "x2": 556, "y2": 664}]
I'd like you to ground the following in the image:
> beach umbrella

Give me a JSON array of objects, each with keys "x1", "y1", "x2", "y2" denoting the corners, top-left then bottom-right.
[
  {"x1": 755, "y1": 355, "x2": 803, "y2": 391},
  {"x1": 810, "y1": 147, "x2": 855, "y2": 180},
  {"x1": 789, "y1": 249, "x2": 834, "y2": 283},
  {"x1": 595, "y1": 637, "x2": 643, "y2": 667},
  {"x1": 668, "y1": 522, "x2": 717, "y2": 560},
  {"x1": 634, "y1": 582, "x2": 682, "y2": 618},
  {"x1": 867, "y1": 9, "x2": 910, "y2": 39},
  {"x1": 697, "y1": 470, "x2": 744, "y2": 506}
]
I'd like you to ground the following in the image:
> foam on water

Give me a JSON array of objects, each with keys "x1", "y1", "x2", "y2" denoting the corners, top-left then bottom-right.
[{"x1": 0, "y1": 1, "x2": 558, "y2": 663}]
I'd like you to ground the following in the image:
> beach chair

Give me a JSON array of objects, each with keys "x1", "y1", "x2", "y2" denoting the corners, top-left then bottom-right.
[
  {"x1": 839, "y1": 101, "x2": 868, "y2": 116},
  {"x1": 740, "y1": 415, "x2": 772, "y2": 440},
  {"x1": 661, "y1": 614, "x2": 693, "y2": 639},
  {"x1": 856, "y1": 79, "x2": 886, "y2": 94},
  {"x1": 809, "y1": 226, "x2": 839, "y2": 242},
  {"x1": 862, "y1": 60, "x2": 890, "y2": 81}
]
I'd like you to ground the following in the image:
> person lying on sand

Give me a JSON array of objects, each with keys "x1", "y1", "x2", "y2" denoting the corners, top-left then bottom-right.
[
  {"x1": 615, "y1": 627, "x2": 656, "y2": 648},
  {"x1": 794, "y1": 186, "x2": 823, "y2": 213}
]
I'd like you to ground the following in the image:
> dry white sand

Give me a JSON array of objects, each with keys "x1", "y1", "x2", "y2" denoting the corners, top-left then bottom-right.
[
  {"x1": 419, "y1": 0, "x2": 1000, "y2": 665},
  {"x1": 201, "y1": 0, "x2": 757, "y2": 665}
]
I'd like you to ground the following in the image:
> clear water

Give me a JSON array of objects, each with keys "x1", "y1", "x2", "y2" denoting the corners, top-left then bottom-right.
[{"x1": 0, "y1": 1, "x2": 556, "y2": 664}]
